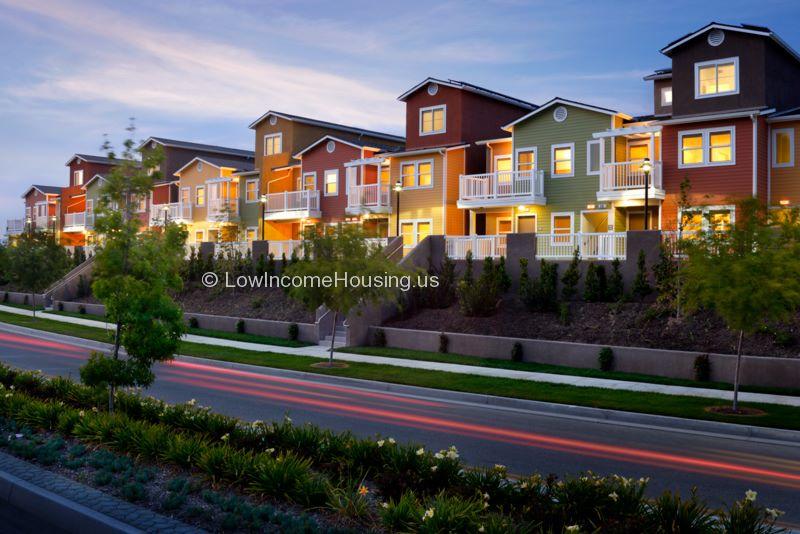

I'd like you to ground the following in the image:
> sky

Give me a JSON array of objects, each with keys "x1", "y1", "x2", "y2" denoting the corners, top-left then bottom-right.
[{"x1": 1, "y1": 0, "x2": 799, "y2": 226}]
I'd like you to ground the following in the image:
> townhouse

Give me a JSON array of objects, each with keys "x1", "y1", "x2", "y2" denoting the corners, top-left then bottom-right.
[
  {"x1": 13, "y1": 185, "x2": 61, "y2": 237},
  {"x1": 60, "y1": 154, "x2": 117, "y2": 246}
]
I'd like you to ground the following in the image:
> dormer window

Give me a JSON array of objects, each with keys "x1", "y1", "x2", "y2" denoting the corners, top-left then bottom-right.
[
  {"x1": 419, "y1": 105, "x2": 446, "y2": 136},
  {"x1": 264, "y1": 133, "x2": 282, "y2": 156},
  {"x1": 695, "y1": 57, "x2": 738, "y2": 99},
  {"x1": 661, "y1": 87, "x2": 673, "y2": 106},
  {"x1": 74, "y1": 170, "x2": 84, "y2": 186}
]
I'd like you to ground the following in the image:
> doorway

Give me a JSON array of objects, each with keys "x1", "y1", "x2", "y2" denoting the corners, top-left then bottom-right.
[
  {"x1": 627, "y1": 209, "x2": 659, "y2": 231},
  {"x1": 475, "y1": 213, "x2": 487, "y2": 235},
  {"x1": 517, "y1": 215, "x2": 537, "y2": 233},
  {"x1": 581, "y1": 210, "x2": 609, "y2": 233}
]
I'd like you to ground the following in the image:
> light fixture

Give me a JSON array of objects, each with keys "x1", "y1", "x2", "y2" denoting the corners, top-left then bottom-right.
[
  {"x1": 393, "y1": 180, "x2": 403, "y2": 193},
  {"x1": 640, "y1": 158, "x2": 652, "y2": 174},
  {"x1": 587, "y1": 203, "x2": 596, "y2": 210},
  {"x1": 517, "y1": 205, "x2": 527, "y2": 212},
  {"x1": 259, "y1": 194, "x2": 267, "y2": 203},
  {"x1": 780, "y1": 199, "x2": 791, "y2": 206}
]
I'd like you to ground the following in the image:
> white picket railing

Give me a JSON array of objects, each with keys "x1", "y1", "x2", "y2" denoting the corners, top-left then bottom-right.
[
  {"x1": 445, "y1": 235, "x2": 508, "y2": 259},
  {"x1": 347, "y1": 183, "x2": 391, "y2": 209},
  {"x1": 536, "y1": 232, "x2": 626, "y2": 260},
  {"x1": 459, "y1": 170, "x2": 544, "y2": 203},
  {"x1": 207, "y1": 198, "x2": 239, "y2": 221},
  {"x1": 264, "y1": 190, "x2": 320, "y2": 215},
  {"x1": 600, "y1": 161, "x2": 663, "y2": 192},
  {"x1": 214, "y1": 241, "x2": 250, "y2": 257},
  {"x1": 6, "y1": 218, "x2": 24, "y2": 235},
  {"x1": 151, "y1": 202, "x2": 192, "y2": 225},
  {"x1": 365, "y1": 237, "x2": 389, "y2": 249},
  {"x1": 269, "y1": 239, "x2": 304, "y2": 259},
  {"x1": 35, "y1": 216, "x2": 50, "y2": 229},
  {"x1": 63, "y1": 212, "x2": 86, "y2": 230}
]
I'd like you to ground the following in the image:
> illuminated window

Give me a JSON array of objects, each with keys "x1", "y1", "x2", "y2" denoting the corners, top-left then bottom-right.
[
  {"x1": 380, "y1": 165, "x2": 390, "y2": 184},
  {"x1": 661, "y1": 86, "x2": 673, "y2": 106},
  {"x1": 245, "y1": 179, "x2": 259, "y2": 202},
  {"x1": 324, "y1": 169, "x2": 339, "y2": 196},
  {"x1": 773, "y1": 128, "x2": 795, "y2": 168},
  {"x1": 399, "y1": 219, "x2": 432, "y2": 251},
  {"x1": 419, "y1": 105, "x2": 446, "y2": 135},
  {"x1": 264, "y1": 133, "x2": 282, "y2": 156},
  {"x1": 195, "y1": 186, "x2": 205, "y2": 206},
  {"x1": 551, "y1": 143, "x2": 574, "y2": 177},
  {"x1": 629, "y1": 143, "x2": 649, "y2": 161},
  {"x1": 245, "y1": 228, "x2": 256, "y2": 242},
  {"x1": 401, "y1": 163, "x2": 415, "y2": 188},
  {"x1": 400, "y1": 160, "x2": 433, "y2": 188},
  {"x1": 695, "y1": 57, "x2": 738, "y2": 98},
  {"x1": 679, "y1": 127, "x2": 735, "y2": 167},
  {"x1": 495, "y1": 157, "x2": 512, "y2": 184},
  {"x1": 551, "y1": 212, "x2": 573, "y2": 243},
  {"x1": 587, "y1": 140, "x2": 601, "y2": 175},
  {"x1": 497, "y1": 218, "x2": 513, "y2": 234},
  {"x1": 298, "y1": 172, "x2": 316, "y2": 191},
  {"x1": 516, "y1": 148, "x2": 536, "y2": 172},
  {"x1": 195, "y1": 230, "x2": 205, "y2": 243},
  {"x1": 73, "y1": 170, "x2": 84, "y2": 186}
]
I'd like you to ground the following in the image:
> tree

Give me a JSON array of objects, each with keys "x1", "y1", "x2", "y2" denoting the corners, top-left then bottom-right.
[
  {"x1": 283, "y1": 224, "x2": 408, "y2": 366},
  {"x1": 632, "y1": 249, "x2": 652, "y2": 301},
  {"x1": 6, "y1": 233, "x2": 70, "y2": 317},
  {"x1": 561, "y1": 249, "x2": 581, "y2": 301},
  {"x1": 79, "y1": 122, "x2": 187, "y2": 411},
  {"x1": 681, "y1": 199, "x2": 800, "y2": 411}
]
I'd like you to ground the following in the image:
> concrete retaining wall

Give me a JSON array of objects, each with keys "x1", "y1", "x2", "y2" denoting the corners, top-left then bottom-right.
[
  {"x1": 1, "y1": 291, "x2": 46, "y2": 307},
  {"x1": 370, "y1": 325, "x2": 800, "y2": 390},
  {"x1": 181, "y1": 312, "x2": 318, "y2": 343},
  {"x1": 54, "y1": 300, "x2": 106, "y2": 317}
]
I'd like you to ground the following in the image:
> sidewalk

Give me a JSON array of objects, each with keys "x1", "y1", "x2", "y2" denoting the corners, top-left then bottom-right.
[{"x1": 2, "y1": 304, "x2": 800, "y2": 408}]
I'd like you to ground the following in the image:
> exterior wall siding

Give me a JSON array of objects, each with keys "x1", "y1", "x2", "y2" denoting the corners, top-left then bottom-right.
[
  {"x1": 769, "y1": 120, "x2": 800, "y2": 204},
  {"x1": 300, "y1": 140, "x2": 362, "y2": 225},
  {"x1": 388, "y1": 152, "x2": 445, "y2": 236}
]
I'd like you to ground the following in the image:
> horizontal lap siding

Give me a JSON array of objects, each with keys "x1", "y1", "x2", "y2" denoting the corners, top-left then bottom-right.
[
  {"x1": 389, "y1": 153, "x2": 444, "y2": 235},
  {"x1": 770, "y1": 120, "x2": 800, "y2": 204},
  {"x1": 301, "y1": 141, "x2": 361, "y2": 224},
  {"x1": 445, "y1": 148, "x2": 466, "y2": 235}
]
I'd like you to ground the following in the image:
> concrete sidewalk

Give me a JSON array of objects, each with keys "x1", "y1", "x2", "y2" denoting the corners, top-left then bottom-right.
[{"x1": 2, "y1": 304, "x2": 800, "y2": 408}]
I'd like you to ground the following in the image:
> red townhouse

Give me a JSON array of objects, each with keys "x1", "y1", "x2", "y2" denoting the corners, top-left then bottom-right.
[
  {"x1": 61, "y1": 154, "x2": 117, "y2": 245},
  {"x1": 16, "y1": 185, "x2": 61, "y2": 237}
]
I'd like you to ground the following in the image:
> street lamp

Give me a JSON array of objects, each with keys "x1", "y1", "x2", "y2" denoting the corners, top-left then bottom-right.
[
  {"x1": 162, "y1": 205, "x2": 170, "y2": 228},
  {"x1": 640, "y1": 158, "x2": 652, "y2": 230},
  {"x1": 259, "y1": 194, "x2": 267, "y2": 240},
  {"x1": 393, "y1": 180, "x2": 403, "y2": 236}
]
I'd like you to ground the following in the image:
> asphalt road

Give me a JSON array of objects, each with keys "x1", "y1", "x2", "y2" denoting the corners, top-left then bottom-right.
[{"x1": 1, "y1": 324, "x2": 799, "y2": 525}]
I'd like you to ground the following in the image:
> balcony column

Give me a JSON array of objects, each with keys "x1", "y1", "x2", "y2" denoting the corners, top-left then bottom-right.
[{"x1": 468, "y1": 210, "x2": 477, "y2": 236}]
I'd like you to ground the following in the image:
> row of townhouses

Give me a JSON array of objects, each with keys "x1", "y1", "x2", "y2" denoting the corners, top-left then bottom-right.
[{"x1": 7, "y1": 23, "x2": 800, "y2": 261}]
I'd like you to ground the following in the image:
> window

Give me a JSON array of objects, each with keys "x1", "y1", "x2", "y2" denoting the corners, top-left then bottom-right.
[
  {"x1": 264, "y1": 133, "x2": 282, "y2": 156},
  {"x1": 324, "y1": 169, "x2": 339, "y2": 196},
  {"x1": 194, "y1": 230, "x2": 205, "y2": 243},
  {"x1": 180, "y1": 187, "x2": 190, "y2": 206},
  {"x1": 298, "y1": 172, "x2": 316, "y2": 191},
  {"x1": 195, "y1": 185, "x2": 205, "y2": 206},
  {"x1": 419, "y1": 105, "x2": 445, "y2": 135},
  {"x1": 245, "y1": 227, "x2": 257, "y2": 242},
  {"x1": 679, "y1": 127, "x2": 735, "y2": 168},
  {"x1": 495, "y1": 157, "x2": 512, "y2": 184},
  {"x1": 587, "y1": 140, "x2": 601, "y2": 175},
  {"x1": 628, "y1": 143, "x2": 649, "y2": 161},
  {"x1": 400, "y1": 160, "x2": 433, "y2": 189},
  {"x1": 551, "y1": 212, "x2": 574, "y2": 243},
  {"x1": 399, "y1": 219, "x2": 432, "y2": 251},
  {"x1": 245, "y1": 179, "x2": 259, "y2": 202},
  {"x1": 680, "y1": 205, "x2": 735, "y2": 232},
  {"x1": 497, "y1": 218, "x2": 513, "y2": 234},
  {"x1": 773, "y1": 128, "x2": 795, "y2": 168},
  {"x1": 661, "y1": 86, "x2": 673, "y2": 106},
  {"x1": 695, "y1": 57, "x2": 738, "y2": 98},
  {"x1": 135, "y1": 195, "x2": 147, "y2": 213},
  {"x1": 515, "y1": 148, "x2": 536, "y2": 172},
  {"x1": 380, "y1": 165, "x2": 390, "y2": 184},
  {"x1": 551, "y1": 143, "x2": 574, "y2": 177},
  {"x1": 326, "y1": 140, "x2": 336, "y2": 153},
  {"x1": 197, "y1": 161, "x2": 203, "y2": 171},
  {"x1": 73, "y1": 170, "x2": 84, "y2": 186},
  {"x1": 208, "y1": 230, "x2": 219, "y2": 243}
]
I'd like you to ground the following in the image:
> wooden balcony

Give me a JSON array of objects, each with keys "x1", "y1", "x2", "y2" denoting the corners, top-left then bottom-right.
[
  {"x1": 263, "y1": 190, "x2": 321, "y2": 221},
  {"x1": 207, "y1": 198, "x2": 240, "y2": 222},
  {"x1": 346, "y1": 183, "x2": 391, "y2": 214},
  {"x1": 458, "y1": 170, "x2": 545, "y2": 208},
  {"x1": 598, "y1": 161, "x2": 665, "y2": 201},
  {"x1": 151, "y1": 202, "x2": 192, "y2": 225}
]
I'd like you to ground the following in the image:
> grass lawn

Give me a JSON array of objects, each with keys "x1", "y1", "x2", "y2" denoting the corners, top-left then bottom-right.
[
  {"x1": 341, "y1": 346, "x2": 800, "y2": 398},
  {"x1": 45, "y1": 309, "x2": 107, "y2": 321},
  {"x1": 2, "y1": 309, "x2": 800, "y2": 432},
  {"x1": 1, "y1": 302, "x2": 45, "y2": 312},
  {"x1": 186, "y1": 326, "x2": 311, "y2": 348}
]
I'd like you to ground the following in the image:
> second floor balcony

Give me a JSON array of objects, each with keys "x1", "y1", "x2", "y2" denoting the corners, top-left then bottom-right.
[
  {"x1": 207, "y1": 198, "x2": 240, "y2": 223},
  {"x1": 598, "y1": 161, "x2": 665, "y2": 201},
  {"x1": 6, "y1": 218, "x2": 25, "y2": 236},
  {"x1": 457, "y1": 170, "x2": 545, "y2": 209},
  {"x1": 63, "y1": 212, "x2": 86, "y2": 232},
  {"x1": 151, "y1": 202, "x2": 192, "y2": 226},
  {"x1": 263, "y1": 190, "x2": 321, "y2": 221},
  {"x1": 347, "y1": 183, "x2": 391, "y2": 215}
]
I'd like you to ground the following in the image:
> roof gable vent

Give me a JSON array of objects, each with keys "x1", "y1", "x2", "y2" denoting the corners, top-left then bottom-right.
[
  {"x1": 326, "y1": 140, "x2": 336, "y2": 153},
  {"x1": 269, "y1": 115, "x2": 278, "y2": 125},
  {"x1": 708, "y1": 29, "x2": 725, "y2": 46},
  {"x1": 427, "y1": 83, "x2": 439, "y2": 96},
  {"x1": 553, "y1": 106, "x2": 568, "y2": 122}
]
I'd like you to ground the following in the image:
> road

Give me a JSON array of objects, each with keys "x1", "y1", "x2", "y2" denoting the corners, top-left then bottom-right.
[{"x1": 1, "y1": 324, "x2": 799, "y2": 525}]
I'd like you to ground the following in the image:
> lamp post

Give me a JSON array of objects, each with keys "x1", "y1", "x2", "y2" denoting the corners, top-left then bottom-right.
[
  {"x1": 393, "y1": 180, "x2": 403, "y2": 236},
  {"x1": 640, "y1": 158, "x2": 652, "y2": 230},
  {"x1": 259, "y1": 194, "x2": 267, "y2": 240},
  {"x1": 162, "y1": 206, "x2": 169, "y2": 228}
]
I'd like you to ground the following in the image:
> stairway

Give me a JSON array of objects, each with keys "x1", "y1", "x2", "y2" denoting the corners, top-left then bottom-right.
[{"x1": 319, "y1": 323, "x2": 347, "y2": 348}]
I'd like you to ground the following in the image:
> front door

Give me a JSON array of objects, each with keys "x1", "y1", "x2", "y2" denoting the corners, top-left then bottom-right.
[
  {"x1": 628, "y1": 209, "x2": 659, "y2": 231},
  {"x1": 475, "y1": 213, "x2": 487, "y2": 235},
  {"x1": 517, "y1": 215, "x2": 537, "y2": 233},
  {"x1": 495, "y1": 156, "x2": 513, "y2": 194}
]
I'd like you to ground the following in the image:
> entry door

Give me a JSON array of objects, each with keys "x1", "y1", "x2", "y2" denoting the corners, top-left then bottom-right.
[
  {"x1": 628, "y1": 142, "x2": 649, "y2": 161},
  {"x1": 628, "y1": 210, "x2": 659, "y2": 230},
  {"x1": 517, "y1": 215, "x2": 537, "y2": 233},
  {"x1": 475, "y1": 213, "x2": 487, "y2": 235},
  {"x1": 495, "y1": 156, "x2": 513, "y2": 194}
]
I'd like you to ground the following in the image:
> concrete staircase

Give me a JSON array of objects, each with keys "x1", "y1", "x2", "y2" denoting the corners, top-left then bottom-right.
[{"x1": 319, "y1": 323, "x2": 347, "y2": 348}]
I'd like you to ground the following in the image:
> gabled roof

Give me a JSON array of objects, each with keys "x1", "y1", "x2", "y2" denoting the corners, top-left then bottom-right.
[
  {"x1": 81, "y1": 174, "x2": 108, "y2": 190},
  {"x1": 173, "y1": 156, "x2": 256, "y2": 177},
  {"x1": 502, "y1": 97, "x2": 629, "y2": 130},
  {"x1": 660, "y1": 22, "x2": 800, "y2": 63},
  {"x1": 292, "y1": 134, "x2": 403, "y2": 159},
  {"x1": 138, "y1": 137, "x2": 254, "y2": 159},
  {"x1": 21, "y1": 184, "x2": 62, "y2": 198},
  {"x1": 247, "y1": 110, "x2": 406, "y2": 142},
  {"x1": 398, "y1": 77, "x2": 537, "y2": 110},
  {"x1": 65, "y1": 154, "x2": 116, "y2": 166},
  {"x1": 643, "y1": 68, "x2": 672, "y2": 81}
]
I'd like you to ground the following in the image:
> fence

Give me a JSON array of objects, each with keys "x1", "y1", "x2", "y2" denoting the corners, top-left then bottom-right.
[
  {"x1": 536, "y1": 232, "x2": 626, "y2": 260},
  {"x1": 445, "y1": 235, "x2": 507, "y2": 259}
]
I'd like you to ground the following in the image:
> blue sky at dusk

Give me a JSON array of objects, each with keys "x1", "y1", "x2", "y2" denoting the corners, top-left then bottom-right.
[{"x1": 1, "y1": 0, "x2": 799, "y2": 224}]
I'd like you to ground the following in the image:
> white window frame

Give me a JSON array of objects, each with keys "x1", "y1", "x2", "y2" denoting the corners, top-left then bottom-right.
[
  {"x1": 74, "y1": 170, "x2": 84, "y2": 186},
  {"x1": 300, "y1": 171, "x2": 316, "y2": 191},
  {"x1": 550, "y1": 142, "x2": 575, "y2": 178},
  {"x1": 245, "y1": 227, "x2": 257, "y2": 242},
  {"x1": 496, "y1": 216, "x2": 513, "y2": 234},
  {"x1": 398, "y1": 218, "x2": 434, "y2": 251},
  {"x1": 586, "y1": 140, "x2": 602, "y2": 176},
  {"x1": 772, "y1": 127, "x2": 795, "y2": 168},
  {"x1": 194, "y1": 229, "x2": 205, "y2": 243},
  {"x1": 195, "y1": 185, "x2": 205, "y2": 207},
  {"x1": 245, "y1": 179, "x2": 259, "y2": 203},
  {"x1": 550, "y1": 211, "x2": 575, "y2": 245},
  {"x1": 323, "y1": 169, "x2": 339, "y2": 196},
  {"x1": 263, "y1": 133, "x2": 283, "y2": 156},
  {"x1": 678, "y1": 204, "x2": 736, "y2": 231},
  {"x1": 678, "y1": 126, "x2": 736, "y2": 169},
  {"x1": 418, "y1": 105, "x2": 446, "y2": 136},
  {"x1": 660, "y1": 86, "x2": 673, "y2": 106},
  {"x1": 134, "y1": 195, "x2": 147, "y2": 213},
  {"x1": 694, "y1": 57, "x2": 739, "y2": 99},
  {"x1": 514, "y1": 146, "x2": 537, "y2": 172},
  {"x1": 180, "y1": 187, "x2": 190, "y2": 206},
  {"x1": 399, "y1": 159, "x2": 434, "y2": 189}
]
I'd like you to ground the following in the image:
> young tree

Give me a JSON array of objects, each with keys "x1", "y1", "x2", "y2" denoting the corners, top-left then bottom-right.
[
  {"x1": 283, "y1": 224, "x2": 409, "y2": 366},
  {"x1": 561, "y1": 249, "x2": 581, "y2": 301},
  {"x1": 5, "y1": 233, "x2": 70, "y2": 316},
  {"x1": 79, "y1": 122, "x2": 187, "y2": 411},
  {"x1": 681, "y1": 199, "x2": 800, "y2": 411}
]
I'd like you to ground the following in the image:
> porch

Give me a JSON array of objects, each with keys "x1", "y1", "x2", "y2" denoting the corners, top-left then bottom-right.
[
  {"x1": 593, "y1": 124, "x2": 665, "y2": 202},
  {"x1": 151, "y1": 202, "x2": 193, "y2": 226},
  {"x1": 458, "y1": 170, "x2": 546, "y2": 208},
  {"x1": 347, "y1": 183, "x2": 391, "y2": 214},
  {"x1": 263, "y1": 190, "x2": 321, "y2": 221}
]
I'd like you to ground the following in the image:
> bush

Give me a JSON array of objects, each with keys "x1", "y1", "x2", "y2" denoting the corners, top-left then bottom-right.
[
  {"x1": 456, "y1": 253, "x2": 500, "y2": 317},
  {"x1": 632, "y1": 249, "x2": 652, "y2": 301},
  {"x1": 373, "y1": 328, "x2": 387, "y2": 348},
  {"x1": 250, "y1": 297, "x2": 263, "y2": 309},
  {"x1": 496, "y1": 256, "x2": 511, "y2": 293},
  {"x1": 267, "y1": 253, "x2": 276, "y2": 276},
  {"x1": 121, "y1": 481, "x2": 147, "y2": 502},
  {"x1": 598, "y1": 347, "x2": 614, "y2": 371},
  {"x1": 511, "y1": 342, "x2": 523, "y2": 362},
  {"x1": 584, "y1": 262, "x2": 607, "y2": 302},
  {"x1": 57, "y1": 302, "x2": 64, "y2": 311},
  {"x1": 607, "y1": 258, "x2": 624, "y2": 301},
  {"x1": 78, "y1": 305, "x2": 86, "y2": 315},
  {"x1": 288, "y1": 323, "x2": 299, "y2": 342},
  {"x1": 438, "y1": 333, "x2": 449, "y2": 354},
  {"x1": 561, "y1": 249, "x2": 581, "y2": 301},
  {"x1": 188, "y1": 316, "x2": 199, "y2": 329},
  {"x1": 521, "y1": 259, "x2": 559, "y2": 312},
  {"x1": 418, "y1": 256, "x2": 457, "y2": 309},
  {"x1": 694, "y1": 354, "x2": 711, "y2": 382},
  {"x1": 559, "y1": 302, "x2": 570, "y2": 325},
  {"x1": 236, "y1": 319, "x2": 246, "y2": 334}
]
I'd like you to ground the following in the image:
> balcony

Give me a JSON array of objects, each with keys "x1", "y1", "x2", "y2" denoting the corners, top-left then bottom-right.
[
  {"x1": 207, "y1": 198, "x2": 240, "y2": 222},
  {"x1": 151, "y1": 202, "x2": 192, "y2": 226},
  {"x1": 598, "y1": 161, "x2": 665, "y2": 201},
  {"x1": 63, "y1": 212, "x2": 86, "y2": 232},
  {"x1": 263, "y1": 190, "x2": 321, "y2": 221},
  {"x1": 457, "y1": 170, "x2": 545, "y2": 209},
  {"x1": 35, "y1": 215, "x2": 51, "y2": 230},
  {"x1": 445, "y1": 235, "x2": 507, "y2": 260},
  {"x1": 347, "y1": 183, "x2": 391, "y2": 215},
  {"x1": 536, "y1": 232, "x2": 626, "y2": 260},
  {"x1": 6, "y1": 218, "x2": 24, "y2": 236}
]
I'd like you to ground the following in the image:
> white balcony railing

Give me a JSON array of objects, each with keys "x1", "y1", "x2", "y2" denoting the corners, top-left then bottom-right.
[
  {"x1": 445, "y1": 235, "x2": 508, "y2": 260},
  {"x1": 6, "y1": 218, "x2": 24, "y2": 235},
  {"x1": 207, "y1": 198, "x2": 239, "y2": 221},
  {"x1": 600, "y1": 161, "x2": 663, "y2": 192},
  {"x1": 264, "y1": 190, "x2": 320, "y2": 216},
  {"x1": 63, "y1": 212, "x2": 85, "y2": 230},
  {"x1": 536, "y1": 232, "x2": 626, "y2": 260},
  {"x1": 365, "y1": 237, "x2": 389, "y2": 249},
  {"x1": 85, "y1": 212, "x2": 95, "y2": 229},
  {"x1": 459, "y1": 170, "x2": 545, "y2": 205},
  {"x1": 35, "y1": 216, "x2": 50, "y2": 229},
  {"x1": 151, "y1": 202, "x2": 192, "y2": 225},
  {"x1": 269, "y1": 239, "x2": 304, "y2": 259},
  {"x1": 214, "y1": 241, "x2": 250, "y2": 257},
  {"x1": 347, "y1": 183, "x2": 391, "y2": 210}
]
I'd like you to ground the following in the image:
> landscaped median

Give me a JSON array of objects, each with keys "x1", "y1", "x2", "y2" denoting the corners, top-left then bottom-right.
[
  {"x1": 0, "y1": 364, "x2": 787, "y2": 533},
  {"x1": 3, "y1": 308, "x2": 800, "y2": 432}
]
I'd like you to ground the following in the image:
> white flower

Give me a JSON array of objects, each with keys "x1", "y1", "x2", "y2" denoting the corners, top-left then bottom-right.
[
  {"x1": 483, "y1": 493, "x2": 490, "y2": 501},
  {"x1": 494, "y1": 464, "x2": 506, "y2": 471},
  {"x1": 416, "y1": 447, "x2": 425, "y2": 456},
  {"x1": 422, "y1": 508, "x2": 434, "y2": 521},
  {"x1": 446, "y1": 450, "x2": 459, "y2": 460},
  {"x1": 745, "y1": 489, "x2": 757, "y2": 502},
  {"x1": 608, "y1": 492, "x2": 619, "y2": 502},
  {"x1": 434, "y1": 452, "x2": 444, "y2": 459},
  {"x1": 431, "y1": 465, "x2": 438, "y2": 472},
  {"x1": 381, "y1": 502, "x2": 389, "y2": 509},
  {"x1": 376, "y1": 440, "x2": 385, "y2": 447},
  {"x1": 3, "y1": 393, "x2": 10, "y2": 398},
  {"x1": 565, "y1": 526, "x2": 581, "y2": 533},
  {"x1": 187, "y1": 398, "x2": 196, "y2": 406},
  {"x1": 220, "y1": 433, "x2": 230, "y2": 442},
  {"x1": 388, "y1": 437, "x2": 396, "y2": 444},
  {"x1": 478, "y1": 527, "x2": 485, "y2": 533},
  {"x1": 638, "y1": 477, "x2": 650, "y2": 484},
  {"x1": 266, "y1": 448, "x2": 275, "y2": 454},
  {"x1": 766, "y1": 508, "x2": 783, "y2": 520},
  {"x1": 78, "y1": 410, "x2": 85, "y2": 417},
  {"x1": 284, "y1": 416, "x2": 292, "y2": 423},
  {"x1": 520, "y1": 481, "x2": 528, "y2": 489}
]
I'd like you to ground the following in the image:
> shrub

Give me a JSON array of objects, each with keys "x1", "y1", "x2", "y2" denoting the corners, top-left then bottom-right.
[
  {"x1": 418, "y1": 255, "x2": 457, "y2": 309},
  {"x1": 236, "y1": 319, "x2": 246, "y2": 334},
  {"x1": 584, "y1": 262, "x2": 607, "y2": 302},
  {"x1": 438, "y1": 333, "x2": 449, "y2": 354},
  {"x1": 496, "y1": 256, "x2": 511, "y2": 293},
  {"x1": 607, "y1": 258, "x2": 624, "y2": 301},
  {"x1": 78, "y1": 305, "x2": 86, "y2": 315},
  {"x1": 598, "y1": 347, "x2": 614, "y2": 371},
  {"x1": 521, "y1": 259, "x2": 559, "y2": 312},
  {"x1": 380, "y1": 491, "x2": 423, "y2": 532},
  {"x1": 652, "y1": 244, "x2": 678, "y2": 309},
  {"x1": 267, "y1": 253, "x2": 276, "y2": 276},
  {"x1": 121, "y1": 481, "x2": 146, "y2": 502},
  {"x1": 288, "y1": 323, "x2": 299, "y2": 341},
  {"x1": 693, "y1": 354, "x2": 711, "y2": 382},
  {"x1": 561, "y1": 249, "x2": 581, "y2": 301},
  {"x1": 93, "y1": 470, "x2": 113, "y2": 486},
  {"x1": 373, "y1": 328, "x2": 387, "y2": 347},
  {"x1": 559, "y1": 302, "x2": 570, "y2": 325},
  {"x1": 511, "y1": 342, "x2": 523, "y2": 362},
  {"x1": 188, "y1": 316, "x2": 199, "y2": 329},
  {"x1": 456, "y1": 254, "x2": 500, "y2": 317},
  {"x1": 162, "y1": 491, "x2": 187, "y2": 511},
  {"x1": 646, "y1": 489, "x2": 718, "y2": 533},
  {"x1": 250, "y1": 297, "x2": 263, "y2": 309},
  {"x1": 76, "y1": 275, "x2": 89, "y2": 299},
  {"x1": 632, "y1": 249, "x2": 652, "y2": 301},
  {"x1": 57, "y1": 301, "x2": 64, "y2": 311}
]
